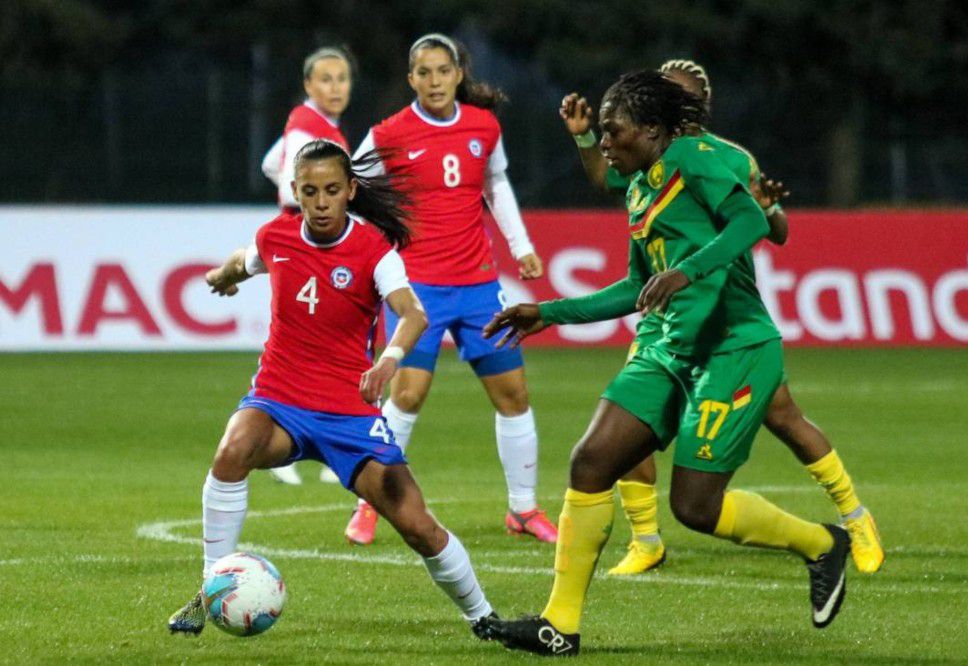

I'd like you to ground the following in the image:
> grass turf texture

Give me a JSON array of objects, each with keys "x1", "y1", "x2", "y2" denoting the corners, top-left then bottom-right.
[{"x1": 0, "y1": 348, "x2": 965, "y2": 664}]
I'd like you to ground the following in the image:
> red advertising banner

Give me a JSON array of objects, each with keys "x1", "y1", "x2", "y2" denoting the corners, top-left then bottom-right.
[{"x1": 487, "y1": 209, "x2": 968, "y2": 347}]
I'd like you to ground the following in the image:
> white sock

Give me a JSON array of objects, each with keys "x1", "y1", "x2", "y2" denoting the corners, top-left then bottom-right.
[
  {"x1": 422, "y1": 532, "x2": 492, "y2": 621},
  {"x1": 202, "y1": 471, "x2": 248, "y2": 577},
  {"x1": 495, "y1": 409, "x2": 538, "y2": 513},
  {"x1": 382, "y1": 399, "x2": 418, "y2": 454}
]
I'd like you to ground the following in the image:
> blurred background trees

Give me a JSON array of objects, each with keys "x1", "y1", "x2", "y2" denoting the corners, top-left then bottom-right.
[{"x1": 2, "y1": 0, "x2": 965, "y2": 206}]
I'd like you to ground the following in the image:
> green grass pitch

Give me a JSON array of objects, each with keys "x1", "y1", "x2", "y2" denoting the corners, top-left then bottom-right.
[{"x1": 0, "y1": 348, "x2": 966, "y2": 663}]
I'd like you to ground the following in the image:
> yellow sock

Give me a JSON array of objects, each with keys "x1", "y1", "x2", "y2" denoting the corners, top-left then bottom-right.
[
  {"x1": 617, "y1": 480, "x2": 659, "y2": 540},
  {"x1": 805, "y1": 450, "x2": 861, "y2": 516},
  {"x1": 541, "y1": 488, "x2": 614, "y2": 634},
  {"x1": 714, "y1": 489, "x2": 834, "y2": 561}
]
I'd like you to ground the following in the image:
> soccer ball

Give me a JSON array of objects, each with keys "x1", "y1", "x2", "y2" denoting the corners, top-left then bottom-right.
[{"x1": 202, "y1": 552, "x2": 286, "y2": 636}]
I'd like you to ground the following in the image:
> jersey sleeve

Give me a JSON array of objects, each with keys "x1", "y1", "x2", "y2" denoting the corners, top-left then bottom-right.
[
  {"x1": 676, "y1": 139, "x2": 747, "y2": 214},
  {"x1": 261, "y1": 136, "x2": 284, "y2": 185},
  {"x1": 244, "y1": 241, "x2": 267, "y2": 276},
  {"x1": 373, "y1": 249, "x2": 410, "y2": 299},
  {"x1": 352, "y1": 129, "x2": 387, "y2": 177},
  {"x1": 278, "y1": 129, "x2": 316, "y2": 207},
  {"x1": 486, "y1": 135, "x2": 509, "y2": 176}
]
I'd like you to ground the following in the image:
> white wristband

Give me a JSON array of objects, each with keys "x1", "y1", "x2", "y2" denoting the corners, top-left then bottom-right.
[
  {"x1": 574, "y1": 130, "x2": 597, "y2": 149},
  {"x1": 380, "y1": 346, "x2": 406, "y2": 363},
  {"x1": 764, "y1": 203, "x2": 781, "y2": 217}
]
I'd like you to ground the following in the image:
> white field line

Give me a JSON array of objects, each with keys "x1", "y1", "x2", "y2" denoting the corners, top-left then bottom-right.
[{"x1": 127, "y1": 494, "x2": 965, "y2": 596}]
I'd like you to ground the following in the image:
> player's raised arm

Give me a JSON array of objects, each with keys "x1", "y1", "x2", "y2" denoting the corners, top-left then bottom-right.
[
  {"x1": 205, "y1": 242, "x2": 265, "y2": 297},
  {"x1": 751, "y1": 173, "x2": 791, "y2": 245},
  {"x1": 360, "y1": 284, "x2": 428, "y2": 404},
  {"x1": 560, "y1": 92, "x2": 610, "y2": 192}
]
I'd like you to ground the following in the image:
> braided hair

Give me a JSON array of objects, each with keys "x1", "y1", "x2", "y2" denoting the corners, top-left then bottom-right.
[
  {"x1": 408, "y1": 33, "x2": 507, "y2": 110},
  {"x1": 602, "y1": 69, "x2": 709, "y2": 136},
  {"x1": 659, "y1": 59, "x2": 712, "y2": 106},
  {"x1": 294, "y1": 140, "x2": 412, "y2": 249}
]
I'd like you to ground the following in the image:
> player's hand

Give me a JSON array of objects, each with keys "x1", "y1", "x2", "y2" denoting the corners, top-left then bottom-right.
[
  {"x1": 483, "y1": 303, "x2": 549, "y2": 349},
  {"x1": 206, "y1": 267, "x2": 239, "y2": 297},
  {"x1": 559, "y1": 93, "x2": 594, "y2": 136},
  {"x1": 750, "y1": 173, "x2": 790, "y2": 211},
  {"x1": 636, "y1": 269, "x2": 691, "y2": 315},
  {"x1": 359, "y1": 358, "x2": 397, "y2": 405},
  {"x1": 517, "y1": 253, "x2": 544, "y2": 280}
]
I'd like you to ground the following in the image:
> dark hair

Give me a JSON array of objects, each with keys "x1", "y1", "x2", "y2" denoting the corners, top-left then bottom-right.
[
  {"x1": 293, "y1": 140, "x2": 412, "y2": 249},
  {"x1": 408, "y1": 33, "x2": 507, "y2": 110},
  {"x1": 302, "y1": 45, "x2": 357, "y2": 80},
  {"x1": 602, "y1": 69, "x2": 708, "y2": 136}
]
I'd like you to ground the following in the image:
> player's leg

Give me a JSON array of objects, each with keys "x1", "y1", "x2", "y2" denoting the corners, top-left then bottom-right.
[
  {"x1": 169, "y1": 404, "x2": 295, "y2": 635},
  {"x1": 608, "y1": 455, "x2": 665, "y2": 575},
  {"x1": 353, "y1": 460, "x2": 496, "y2": 638},
  {"x1": 478, "y1": 367, "x2": 557, "y2": 543},
  {"x1": 765, "y1": 383, "x2": 884, "y2": 573},
  {"x1": 346, "y1": 287, "x2": 444, "y2": 545},
  {"x1": 488, "y1": 398, "x2": 664, "y2": 655},
  {"x1": 673, "y1": 340, "x2": 850, "y2": 628}
]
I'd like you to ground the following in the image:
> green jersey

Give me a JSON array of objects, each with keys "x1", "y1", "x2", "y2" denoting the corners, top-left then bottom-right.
[{"x1": 542, "y1": 133, "x2": 779, "y2": 357}]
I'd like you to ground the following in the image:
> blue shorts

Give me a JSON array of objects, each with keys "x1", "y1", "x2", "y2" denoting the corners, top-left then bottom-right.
[
  {"x1": 237, "y1": 395, "x2": 406, "y2": 491},
  {"x1": 383, "y1": 280, "x2": 524, "y2": 376}
]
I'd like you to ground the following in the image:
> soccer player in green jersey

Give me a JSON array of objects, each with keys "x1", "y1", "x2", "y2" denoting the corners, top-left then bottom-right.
[
  {"x1": 559, "y1": 59, "x2": 884, "y2": 578},
  {"x1": 482, "y1": 70, "x2": 851, "y2": 656}
]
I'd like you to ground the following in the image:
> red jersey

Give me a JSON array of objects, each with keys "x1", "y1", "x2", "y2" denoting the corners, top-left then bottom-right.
[
  {"x1": 250, "y1": 212, "x2": 396, "y2": 416},
  {"x1": 363, "y1": 101, "x2": 507, "y2": 285},
  {"x1": 275, "y1": 101, "x2": 349, "y2": 209}
]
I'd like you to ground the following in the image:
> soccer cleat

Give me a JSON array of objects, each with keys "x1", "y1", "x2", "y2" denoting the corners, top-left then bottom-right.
[
  {"x1": 168, "y1": 591, "x2": 206, "y2": 635},
  {"x1": 807, "y1": 524, "x2": 851, "y2": 629},
  {"x1": 268, "y1": 463, "x2": 302, "y2": 485},
  {"x1": 470, "y1": 611, "x2": 499, "y2": 641},
  {"x1": 607, "y1": 538, "x2": 666, "y2": 576},
  {"x1": 505, "y1": 508, "x2": 558, "y2": 543},
  {"x1": 319, "y1": 465, "x2": 340, "y2": 484},
  {"x1": 489, "y1": 615, "x2": 579, "y2": 656},
  {"x1": 345, "y1": 502, "x2": 379, "y2": 545},
  {"x1": 843, "y1": 508, "x2": 884, "y2": 573}
]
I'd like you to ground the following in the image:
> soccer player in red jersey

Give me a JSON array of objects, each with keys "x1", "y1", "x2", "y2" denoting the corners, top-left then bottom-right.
[
  {"x1": 168, "y1": 140, "x2": 498, "y2": 641},
  {"x1": 344, "y1": 33, "x2": 557, "y2": 546},
  {"x1": 261, "y1": 46, "x2": 354, "y2": 484}
]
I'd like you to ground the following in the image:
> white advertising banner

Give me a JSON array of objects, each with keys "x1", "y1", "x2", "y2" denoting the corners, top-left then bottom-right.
[{"x1": 1, "y1": 206, "x2": 277, "y2": 350}]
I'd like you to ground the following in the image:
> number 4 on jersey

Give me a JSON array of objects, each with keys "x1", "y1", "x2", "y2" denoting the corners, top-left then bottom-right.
[{"x1": 296, "y1": 276, "x2": 319, "y2": 314}]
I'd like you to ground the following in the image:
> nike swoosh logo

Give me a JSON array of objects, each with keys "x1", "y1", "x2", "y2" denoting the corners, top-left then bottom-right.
[
  {"x1": 273, "y1": 255, "x2": 290, "y2": 262},
  {"x1": 203, "y1": 538, "x2": 224, "y2": 544},
  {"x1": 408, "y1": 149, "x2": 427, "y2": 160},
  {"x1": 524, "y1": 462, "x2": 537, "y2": 469},
  {"x1": 813, "y1": 572, "x2": 845, "y2": 624}
]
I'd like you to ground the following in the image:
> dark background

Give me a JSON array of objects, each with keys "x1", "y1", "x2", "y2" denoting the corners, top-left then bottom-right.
[{"x1": 2, "y1": 0, "x2": 965, "y2": 207}]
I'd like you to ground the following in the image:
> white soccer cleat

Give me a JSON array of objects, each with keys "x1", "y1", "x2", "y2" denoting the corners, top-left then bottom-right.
[
  {"x1": 319, "y1": 465, "x2": 340, "y2": 484},
  {"x1": 268, "y1": 463, "x2": 302, "y2": 485}
]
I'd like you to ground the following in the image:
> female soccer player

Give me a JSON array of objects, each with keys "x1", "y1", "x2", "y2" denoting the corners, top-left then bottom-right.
[
  {"x1": 344, "y1": 33, "x2": 556, "y2": 545},
  {"x1": 261, "y1": 46, "x2": 354, "y2": 484},
  {"x1": 558, "y1": 60, "x2": 883, "y2": 577},
  {"x1": 168, "y1": 140, "x2": 497, "y2": 641},
  {"x1": 483, "y1": 71, "x2": 851, "y2": 655}
]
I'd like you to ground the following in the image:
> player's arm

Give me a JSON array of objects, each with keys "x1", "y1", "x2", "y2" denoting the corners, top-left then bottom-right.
[
  {"x1": 482, "y1": 136, "x2": 542, "y2": 279},
  {"x1": 638, "y1": 186, "x2": 769, "y2": 314},
  {"x1": 277, "y1": 129, "x2": 316, "y2": 208},
  {"x1": 261, "y1": 136, "x2": 284, "y2": 186},
  {"x1": 359, "y1": 251, "x2": 427, "y2": 404},
  {"x1": 484, "y1": 240, "x2": 650, "y2": 348},
  {"x1": 205, "y1": 243, "x2": 266, "y2": 297},
  {"x1": 560, "y1": 93, "x2": 610, "y2": 192},
  {"x1": 750, "y1": 173, "x2": 791, "y2": 245}
]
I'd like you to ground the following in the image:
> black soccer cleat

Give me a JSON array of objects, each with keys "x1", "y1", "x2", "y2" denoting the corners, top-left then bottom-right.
[
  {"x1": 807, "y1": 524, "x2": 851, "y2": 629},
  {"x1": 470, "y1": 611, "x2": 499, "y2": 641},
  {"x1": 488, "y1": 615, "x2": 580, "y2": 656},
  {"x1": 168, "y1": 591, "x2": 206, "y2": 635}
]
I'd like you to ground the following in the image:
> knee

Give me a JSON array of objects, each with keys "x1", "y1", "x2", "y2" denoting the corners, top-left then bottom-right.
[
  {"x1": 493, "y1": 385, "x2": 530, "y2": 416},
  {"x1": 567, "y1": 442, "x2": 611, "y2": 493},
  {"x1": 765, "y1": 398, "x2": 802, "y2": 436},
  {"x1": 213, "y1": 430, "x2": 262, "y2": 474},
  {"x1": 392, "y1": 385, "x2": 428, "y2": 413},
  {"x1": 670, "y1": 491, "x2": 720, "y2": 534}
]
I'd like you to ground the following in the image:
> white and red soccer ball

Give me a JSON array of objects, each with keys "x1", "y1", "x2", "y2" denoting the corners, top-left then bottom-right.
[{"x1": 202, "y1": 552, "x2": 286, "y2": 636}]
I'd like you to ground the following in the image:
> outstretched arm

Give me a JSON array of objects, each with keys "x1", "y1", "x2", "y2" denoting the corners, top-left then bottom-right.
[
  {"x1": 560, "y1": 93, "x2": 609, "y2": 192},
  {"x1": 360, "y1": 287, "x2": 428, "y2": 404},
  {"x1": 206, "y1": 245, "x2": 262, "y2": 297}
]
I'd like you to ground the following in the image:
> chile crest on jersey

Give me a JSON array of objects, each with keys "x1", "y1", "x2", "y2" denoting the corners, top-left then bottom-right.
[{"x1": 251, "y1": 212, "x2": 390, "y2": 416}]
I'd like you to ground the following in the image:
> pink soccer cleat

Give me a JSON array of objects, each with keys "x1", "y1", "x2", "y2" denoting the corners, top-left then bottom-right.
[
  {"x1": 345, "y1": 502, "x2": 379, "y2": 545},
  {"x1": 505, "y1": 508, "x2": 558, "y2": 543}
]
